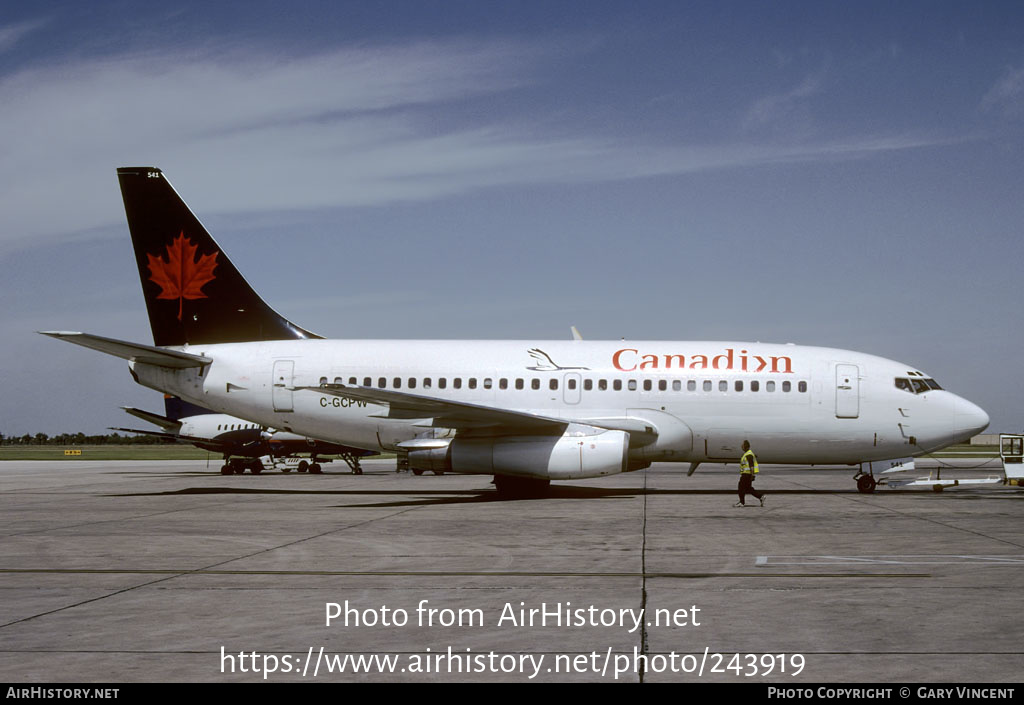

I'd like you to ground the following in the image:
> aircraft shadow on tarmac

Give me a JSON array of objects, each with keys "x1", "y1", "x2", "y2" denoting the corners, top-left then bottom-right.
[{"x1": 101, "y1": 484, "x2": 989, "y2": 509}]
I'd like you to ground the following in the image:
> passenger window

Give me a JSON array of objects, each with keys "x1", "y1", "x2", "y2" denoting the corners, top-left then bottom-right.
[
  {"x1": 363, "y1": 377, "x2": 371, "y2": 386},
  {"x1": 751, "y1": 381, "x2": 759, "y2": 392},
  {"x1": 532, "y1": 379, "x2": 540, "y2": 390},
  {"x1": 658, "y1": 380, "x2": 667, "y2": 391},
  {"x1": 599, "y1": 379, "x2": 608, "y2": 391},
  {"x1": 423, "y1": 378, "x2": 432, "y2": 389},
  {"x1": 408, "y1": 378, "x2": 416, "y2": 389},
  {"x1": 719, "y1": 381, "x2": 727, "y2": 392},
  {"x1": 499, "y1": 378, "x2": 508, "y2": 390},
  {"x1": 348, "y1": 377, "x2": 356, "y2": 385},
  {"x1": 766, "y1": 381, "x2": 775, "y2": 392},
  {"x1": 703, "y1": 380, "x2": 712, "y2": 392},
  {"x1": 439, "y1": 378, "x2": 447, "y2": 389},
  {"x1": 643, "y1": 380, "x2": 652, "y2": 391},
  {"x1": 515, "y1": 378, "x2": 524, "y2": 390},
  {"x1": 614, "y1": 380, "x2": 622, "y2": 391},
  {"x1": 468, "y1": 378, "x2": 477, "y2": 389},
  {"x1": 483, "y1": 378, "x2": 492, "y2": 389},
  {"x1": 735, "y1": 380, "x2": 743, "y2": 392},
  {"x1": 568, "y1": 378, "x2": 577, "y2": 390},
  {"x1": 687, "y1": 380, "x2": 696, "y2": 391},
  {"x1": 584, "y1": 379, "x2": 593, "y2": 391},
  {"x1": 333, "y1": 377, "x2": 343, "y2": 384},
  {"x1": 798, "y1": 381, "x2": 807, "y2": 393},
  {"x1": 454, "y1": 378, "x2": 462, "y2": 389},
  {"x1": 319, "y1": 376, "x2": 328, "y2": 386},
  {"x1": 673, "y1": 380, "x2": 681, "y2": 391},
  {"x1": 782, "y1": 381, "x2": 791, "y2": 392},
  {"x1": 549, "y1": 379, "x2": 558, "y2": 390},
  {"x1": 393, "y1": 377, "x2": 401, "y2": 389},
  {"x1": 377, "y1": 377, "x2": 386, "y2": 388},
  {"x1": 628, "y1": 380, "x2": 637, "y2": 391}
]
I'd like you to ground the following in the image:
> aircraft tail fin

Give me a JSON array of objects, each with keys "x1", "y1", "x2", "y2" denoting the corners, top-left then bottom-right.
[
  {"x1": 117, "y1": 167, "x2": 321, "y2": 347},
  {"x1": 163, "y1": 395, "x2": 215, "y2": 421}
]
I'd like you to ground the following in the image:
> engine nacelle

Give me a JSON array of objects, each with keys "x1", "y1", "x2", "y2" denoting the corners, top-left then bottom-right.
[{"x1": 408, "y1": 429, "x2": 630, "y2": 480}]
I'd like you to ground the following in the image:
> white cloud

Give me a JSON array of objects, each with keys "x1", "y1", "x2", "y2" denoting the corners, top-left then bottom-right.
[
  {"x1": 0, "y1": 40, "x2": 947, "y2": 256},
  {"x1": 0, "y1": 18, "x2": 48, "y2": 53},
  {"x1": 742, "y1": 63, "x2": 829, "y2": 133},
  {"x1": 981, "y1": 65, "x2": 1024, "y2": 115}
]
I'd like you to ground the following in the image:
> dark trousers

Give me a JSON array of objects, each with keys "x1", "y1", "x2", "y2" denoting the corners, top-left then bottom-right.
[{"x1": 738, "y1": 473, "x2": 763, "y2": 504}]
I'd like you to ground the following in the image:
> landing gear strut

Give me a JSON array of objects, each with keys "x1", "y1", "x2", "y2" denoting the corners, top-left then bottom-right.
[{"x1": 338, "y1": 452, "x2": 363, "y2": 475}]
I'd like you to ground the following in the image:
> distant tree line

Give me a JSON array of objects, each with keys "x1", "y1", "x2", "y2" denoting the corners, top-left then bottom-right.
[{"x1": 0, "y1": 432, "x2": 168, "y2": 446}]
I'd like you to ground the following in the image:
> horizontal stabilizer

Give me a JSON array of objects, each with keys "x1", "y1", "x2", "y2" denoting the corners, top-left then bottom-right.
[
  {"x1": 39, "y1": 332, "x2": 212, "y2": 369},
  {"x1": 122, "y1": 406, "x2": 181, "y2": 431}
]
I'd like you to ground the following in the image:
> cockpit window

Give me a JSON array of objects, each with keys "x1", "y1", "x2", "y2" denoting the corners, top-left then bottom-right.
[{"x1": 895, "y1": 377, "x2": 943, "y2": 394}]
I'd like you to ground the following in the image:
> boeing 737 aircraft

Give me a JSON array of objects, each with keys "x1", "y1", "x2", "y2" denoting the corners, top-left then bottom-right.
[
  {"x1": 43, "y1": 167, "x2": 990, "y2": 496},
  {"x1": 114, "y1": 396, "x2": 375, "y2": 475}
]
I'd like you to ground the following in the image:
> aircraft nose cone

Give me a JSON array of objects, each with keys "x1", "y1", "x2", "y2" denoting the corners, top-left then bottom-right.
[{"x1": 955, "y1": 397, "x2": 990, "y2": 436}]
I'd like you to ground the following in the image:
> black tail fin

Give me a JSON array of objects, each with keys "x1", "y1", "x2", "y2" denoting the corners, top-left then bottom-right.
[
  {"x1": 164, "y1": 394, "x2": 215, "y2": 421},
  {"x1": 117, "y1": 167, "x2": 320, "y2": 347}
]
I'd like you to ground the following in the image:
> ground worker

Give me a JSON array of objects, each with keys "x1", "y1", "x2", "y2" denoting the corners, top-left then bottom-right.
[{"x1": 735, "y1": 439, "x2": 766, "y2": 507}]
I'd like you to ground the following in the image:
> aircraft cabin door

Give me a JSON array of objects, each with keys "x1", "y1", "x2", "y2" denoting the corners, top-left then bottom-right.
[
  {"x1": 563, "y1": 372, "x2": 582, "y2": 405},
  {"x1": 273, "y1": 360, "x2": 295, "y2": 412},
  {"x1": 835, "y1": 364, "x2": 859, "y2": 419}
]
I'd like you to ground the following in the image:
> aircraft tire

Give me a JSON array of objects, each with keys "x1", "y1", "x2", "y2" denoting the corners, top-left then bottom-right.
[
  {"x1": 220, "y1": 464, "x2": 232, "y2": 475},
  {"x1": 932, "y1": 484, "x2": 944, "y2": 493},
  {"x1": 310, "y1": 463, "x2": 322, "y2": 474},
  {"x1": 432, "y1": 470, "x2": 445, "y2": 476},
  {"x1": 412, "y1": 468, "x2": 424, "y2": 476},
  {"x1": 856, "y1": 475, "x2": 876, "y2": 494},
  {"x1": 250, "y1": 465, "x2": 263, "y2": 475},
  {"x1": 297, "y1": 460, "x2": 309, "y2": 473}
]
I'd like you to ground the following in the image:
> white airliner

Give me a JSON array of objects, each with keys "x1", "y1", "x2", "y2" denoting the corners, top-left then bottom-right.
[{"x1": 43, "y1": 167, "x2": 990, "y2": 496}]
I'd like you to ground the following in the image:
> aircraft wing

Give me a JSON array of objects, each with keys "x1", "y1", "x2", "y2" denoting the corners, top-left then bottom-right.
[
  {"x1": 110, "y1": 426, "x2": 236, "y2": 454},
  {"x1": 299, "y1": 384, "x2": 659, "y2": 441},
  {"x1": 299, "y1": 385, "x2": 571, "y2": 432}
]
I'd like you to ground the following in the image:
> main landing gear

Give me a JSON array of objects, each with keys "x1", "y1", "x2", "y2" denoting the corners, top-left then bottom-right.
[{"x1": 220, "y1": 457, "x2": 264, "y2": 475}]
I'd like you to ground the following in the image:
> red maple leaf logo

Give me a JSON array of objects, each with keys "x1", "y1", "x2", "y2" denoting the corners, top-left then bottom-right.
[{"x1": 147, "y1": 232, "x2": 219, "y2": 321}]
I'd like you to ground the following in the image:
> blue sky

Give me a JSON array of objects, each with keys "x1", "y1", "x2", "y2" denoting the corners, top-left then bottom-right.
[{"x1": 1, "y1": 1, "x2": 1022, "y2": 435}]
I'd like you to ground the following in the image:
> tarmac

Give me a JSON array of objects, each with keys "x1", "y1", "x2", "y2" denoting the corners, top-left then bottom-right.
[{"x1": 0, "y1": 458, "x2": 1021, "y2": 683}]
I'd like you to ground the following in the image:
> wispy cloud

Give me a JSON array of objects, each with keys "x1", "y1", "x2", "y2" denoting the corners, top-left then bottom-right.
[
  {"x1": 981, "y1": 65, "x2": 1024, "y2": 116},
  {"x1": 0, "y1": 40, "x2": 948, "y2": 256},
  {"x1": 0, "y1": 18, "x2": 48, "y2": 53},
  {"x1": 741, "y1": 63, "x2": 830, "y2": 134}
]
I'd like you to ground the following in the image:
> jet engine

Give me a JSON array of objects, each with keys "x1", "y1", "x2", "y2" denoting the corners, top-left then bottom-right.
[{"x1": 407, "y1": 428, "x2": 630, "y2": 480}]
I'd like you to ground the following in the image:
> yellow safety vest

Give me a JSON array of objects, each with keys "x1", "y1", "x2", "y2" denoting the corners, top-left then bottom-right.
[{"x1": 740, "y1": 449, "x2": 759, "y2": 475}]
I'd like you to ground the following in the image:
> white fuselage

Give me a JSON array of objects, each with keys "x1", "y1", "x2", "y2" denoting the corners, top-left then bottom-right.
[{"x1": 129, "y1": 339, "x2": 988, "y2": 468}]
